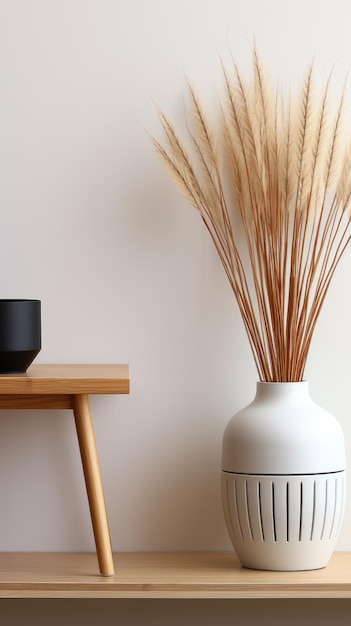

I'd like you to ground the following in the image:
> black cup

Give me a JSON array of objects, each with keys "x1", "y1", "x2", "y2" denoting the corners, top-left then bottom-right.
[{"x1": 0, "y1": 299, "x2": 41, "y2": 374}]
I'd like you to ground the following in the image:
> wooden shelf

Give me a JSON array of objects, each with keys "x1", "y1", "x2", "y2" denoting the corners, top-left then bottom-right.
[{"x1": 0, "y1": 552, "x2": 351, "y2": 598}]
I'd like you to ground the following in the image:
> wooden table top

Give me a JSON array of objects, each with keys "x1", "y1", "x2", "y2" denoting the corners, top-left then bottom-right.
[{"x1": 0, "y1": 364, "x2": 130, "y2": 395}]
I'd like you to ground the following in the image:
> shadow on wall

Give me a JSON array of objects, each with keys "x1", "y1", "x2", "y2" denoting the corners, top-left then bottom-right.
[{"x1": 0, "y1": 410, "x2": 91, "y2": 550}]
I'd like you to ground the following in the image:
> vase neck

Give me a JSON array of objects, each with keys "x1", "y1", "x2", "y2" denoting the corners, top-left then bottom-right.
[{"x1": 255, "y1": 381, "x2": 310, "y2": 403}]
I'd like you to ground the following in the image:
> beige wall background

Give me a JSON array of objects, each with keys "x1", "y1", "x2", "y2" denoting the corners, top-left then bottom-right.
[{"x1": 1, "y1": 0, "x2": 351, "y2": 622}]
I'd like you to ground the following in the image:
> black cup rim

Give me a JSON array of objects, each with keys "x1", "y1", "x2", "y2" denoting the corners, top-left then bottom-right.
[{"x1": 0, "y1": 299, "x2": 41, "y2": 303}]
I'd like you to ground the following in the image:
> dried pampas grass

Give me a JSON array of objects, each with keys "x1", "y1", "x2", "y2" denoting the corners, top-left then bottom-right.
[{"x1": 152, "y1": 49, "x2": 351, "y2": 382}]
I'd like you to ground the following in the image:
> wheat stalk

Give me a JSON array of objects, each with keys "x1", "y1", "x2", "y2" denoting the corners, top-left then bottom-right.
[{"x1": 151, "y1": 50, "x2": 351, "y2": 382}]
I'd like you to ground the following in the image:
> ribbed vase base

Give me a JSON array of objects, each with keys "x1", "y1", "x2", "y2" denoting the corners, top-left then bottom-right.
[{"x1": 221, "y1": 471, "x2": 346, "y2": 571}]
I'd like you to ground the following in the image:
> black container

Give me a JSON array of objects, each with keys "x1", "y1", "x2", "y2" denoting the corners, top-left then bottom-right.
[{"x1": 0, "y1": 299, "x2": 41, "y2": 374}]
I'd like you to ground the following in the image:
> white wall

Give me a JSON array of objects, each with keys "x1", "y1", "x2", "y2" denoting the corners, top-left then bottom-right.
[{"x1": 1, "y1": 0, "x2": 351, "y2": 622}]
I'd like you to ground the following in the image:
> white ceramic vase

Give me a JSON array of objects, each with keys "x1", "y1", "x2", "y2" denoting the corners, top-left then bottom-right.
[{"x1": 221, "y1": 382, "x2": 346, "y2": 571}]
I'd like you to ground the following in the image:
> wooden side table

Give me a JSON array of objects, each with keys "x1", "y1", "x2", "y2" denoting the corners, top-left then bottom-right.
[{"x1": 0, "y1": 364, "x2": 130, "y2": 577}]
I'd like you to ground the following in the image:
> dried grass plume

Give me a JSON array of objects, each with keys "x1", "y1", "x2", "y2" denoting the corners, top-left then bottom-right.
[{"x1": 152, "y1": 49, "x2": 351, "y2": 382}]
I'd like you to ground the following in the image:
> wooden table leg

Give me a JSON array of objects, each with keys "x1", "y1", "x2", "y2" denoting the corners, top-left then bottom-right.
[{"x1": 73, "y1": 394, "x2": 114, "y2": 576}]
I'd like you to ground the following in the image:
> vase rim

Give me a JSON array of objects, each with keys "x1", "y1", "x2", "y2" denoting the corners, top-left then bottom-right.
[{"x1": 257, "y1": 380, "x2": 307, "y2": 384}]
